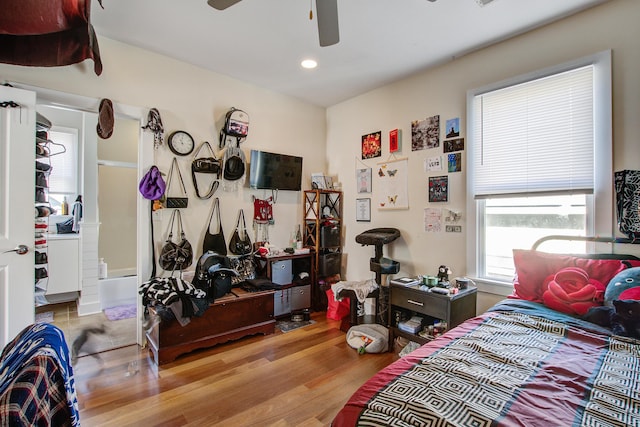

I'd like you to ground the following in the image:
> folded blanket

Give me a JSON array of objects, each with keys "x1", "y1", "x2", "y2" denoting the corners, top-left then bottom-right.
[{"x1": 331, "y1": 279, "x2": 378, "y2": 303}]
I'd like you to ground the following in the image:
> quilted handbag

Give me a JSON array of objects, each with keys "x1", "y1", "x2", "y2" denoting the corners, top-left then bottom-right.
[
  {"x1": 165, "y1": 157, "x2": 189, "y2": 208},
  {"x1": 159, "y1": 210, "x2": 193, "y2": 271}
]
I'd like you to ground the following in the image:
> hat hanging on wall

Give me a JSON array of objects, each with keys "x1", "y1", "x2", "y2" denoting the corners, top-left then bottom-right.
[
  {"x1": 97, "y1": 98, "x2": 114, "y2": 139},
  {"x1": 223, "y1": 145, "x2": 246, "y2": 181}
]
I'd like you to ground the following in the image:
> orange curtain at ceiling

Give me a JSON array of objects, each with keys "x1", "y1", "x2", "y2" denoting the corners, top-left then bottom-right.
[{"x1": 0, "y1": 0, "x2": 103, "y2": 75}]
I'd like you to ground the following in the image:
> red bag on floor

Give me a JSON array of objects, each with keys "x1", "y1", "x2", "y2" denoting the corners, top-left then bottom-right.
[{"x1": 326, "y1": 289, "x2": 350, "y2": 320}]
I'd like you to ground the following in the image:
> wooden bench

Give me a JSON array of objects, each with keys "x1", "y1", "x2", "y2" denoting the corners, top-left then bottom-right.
[{"x1": 145, "y1": 288, "x2": 275, "y2": 365}]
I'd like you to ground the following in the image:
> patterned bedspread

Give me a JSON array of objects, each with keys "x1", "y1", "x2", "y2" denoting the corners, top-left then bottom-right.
[{"x1": 332, "y1": 300, "x2": 640, "y2": 427}]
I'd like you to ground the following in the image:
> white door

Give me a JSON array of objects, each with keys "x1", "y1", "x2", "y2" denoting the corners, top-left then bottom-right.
[{"x1": 0, "y1": 85, "x2": 36, "y2": 348}]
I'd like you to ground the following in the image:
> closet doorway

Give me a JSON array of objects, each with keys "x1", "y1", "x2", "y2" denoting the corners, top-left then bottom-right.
[{"x1": 32, "y1": 102, "x2": 144, "y2": 360}]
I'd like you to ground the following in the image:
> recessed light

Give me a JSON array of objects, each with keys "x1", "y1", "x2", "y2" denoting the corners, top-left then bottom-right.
[{"x1": 301, "y1": 59, "x2": 318, "y2": 69}]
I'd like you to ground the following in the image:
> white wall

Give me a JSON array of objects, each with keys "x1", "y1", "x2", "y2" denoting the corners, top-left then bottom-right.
[
  {"x1": 326, "y1": 0, "x2": 640, "y2": 302},
  {"x1": 0, "y1": 36, "x2": 328, "y2": 266},
  {"x1": 1, "y1": 0, "x2": 639, "y2": 314}
]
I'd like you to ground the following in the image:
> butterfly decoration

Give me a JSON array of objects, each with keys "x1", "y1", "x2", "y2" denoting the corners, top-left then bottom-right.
[
  {"x1": 387, "y1": 169, "x2": 398, "y2": 177},
  {"x1": 378, "y1": 168, "x2": 385, "y2": 177},
  {"x1": 388, "y1": 195, "x2": 398, "y2": 204},
  {"x1": 379, "y1": 202, "x2": 385, "y2": 207}
]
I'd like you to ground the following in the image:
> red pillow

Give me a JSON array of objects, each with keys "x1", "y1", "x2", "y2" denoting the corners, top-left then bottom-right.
[
  {"x1": 541, "y1": 267, "x2": 605, "y2": 315},
  {"x1": 511, "y1": 250, "x2": 640, "y2": 303}
]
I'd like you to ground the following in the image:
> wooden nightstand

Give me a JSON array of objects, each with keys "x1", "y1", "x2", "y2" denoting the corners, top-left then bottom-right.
[{"x1": 389, "y1": 282, "x2": 477, "y2": 345}]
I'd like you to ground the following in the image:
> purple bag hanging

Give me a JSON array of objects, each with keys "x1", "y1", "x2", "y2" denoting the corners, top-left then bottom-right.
[{"x1": 139, "y1": 165, "x2": 166, "y2": 200}]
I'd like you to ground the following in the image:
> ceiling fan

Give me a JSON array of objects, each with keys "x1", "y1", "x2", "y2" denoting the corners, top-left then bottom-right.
[{"x1": 207, "y1": 0, "x2": 340, "y2": 47}]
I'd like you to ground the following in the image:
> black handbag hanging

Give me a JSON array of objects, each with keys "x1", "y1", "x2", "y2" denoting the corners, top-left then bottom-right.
[
  {"x1": 229, "y1": 209, "x2": 252, "y2": 255},
  {"x1": 165, "y1": 157, "x2": 189, "y2": 208},
  {"x1": 159, "y1": 209, "x2": 193, "y2": 271},
  {"x1": 203, "y1": 197, "x2": 227, "y2": 255},
  {"x1": 191, "y1": 141, "x2": 221, "y2": 200}
]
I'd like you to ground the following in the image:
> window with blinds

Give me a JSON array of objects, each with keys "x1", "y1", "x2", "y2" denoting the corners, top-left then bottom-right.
[
  {"x1": 467, "y1": 51, "x2": 612, "y2": 283},
  {"x1": 472, "y1": 66, "x2": 594, "y2": 198},
  {"x1": 48, "y1": 128, "x2": 79, "y2": 211}
]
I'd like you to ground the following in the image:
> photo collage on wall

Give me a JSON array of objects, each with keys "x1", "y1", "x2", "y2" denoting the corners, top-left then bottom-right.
[
  {"x1": 410, "y1": 114, "x2": 464, "y2": 233},
  {"x1": 353, "y1": 114, "x2": 464, "y2": 231}
]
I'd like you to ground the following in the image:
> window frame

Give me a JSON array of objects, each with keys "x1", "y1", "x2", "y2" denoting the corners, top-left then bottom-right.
[
  {"x1": 47, "y1": 126, "x2": 80, "y2": 210},
  {"x1": 466, "y1": 50, "x2": 612, "y2": 289}
]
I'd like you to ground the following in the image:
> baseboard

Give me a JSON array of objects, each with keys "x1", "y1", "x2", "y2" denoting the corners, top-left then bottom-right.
[{"x1": 77, "y1": 300, "x2": 101, "y2": 316}]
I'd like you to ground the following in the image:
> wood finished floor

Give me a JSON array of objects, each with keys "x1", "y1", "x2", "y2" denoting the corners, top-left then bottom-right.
[{"x1": 73, "y1": 312, "x2": 399, "y2": 427}]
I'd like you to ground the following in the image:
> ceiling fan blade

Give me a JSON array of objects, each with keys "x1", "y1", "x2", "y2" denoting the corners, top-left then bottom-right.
[
  {"x1": 316, "y1": 0, "x2": 339, "y2": 47},
  {"x1": 207, "y1": 0, "x2": 243, "y2": 10}
]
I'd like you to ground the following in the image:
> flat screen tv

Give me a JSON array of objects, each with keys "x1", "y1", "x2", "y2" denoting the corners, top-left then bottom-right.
[{"x1": 249, "y1": 150, "x2": 303, "y2": 191}]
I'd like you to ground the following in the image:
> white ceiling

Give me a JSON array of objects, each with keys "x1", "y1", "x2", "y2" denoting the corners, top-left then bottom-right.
[{"x1": 90, "y1": 0, "x2": 608, "y2": 107}]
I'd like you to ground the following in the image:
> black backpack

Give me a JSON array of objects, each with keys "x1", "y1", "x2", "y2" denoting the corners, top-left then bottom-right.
[{"x1": 192, "y1": 251, "x2": 238, "y2": 300}]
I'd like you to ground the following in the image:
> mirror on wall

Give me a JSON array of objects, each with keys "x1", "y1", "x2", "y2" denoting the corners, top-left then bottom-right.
[{"x1": 97, "y1": 117, "x2": 138, "y2": 279}]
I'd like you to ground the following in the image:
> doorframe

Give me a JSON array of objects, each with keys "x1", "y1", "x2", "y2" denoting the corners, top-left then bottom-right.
[{"x1": 9, "y1": 82, "x2": 154, "y2": 345}]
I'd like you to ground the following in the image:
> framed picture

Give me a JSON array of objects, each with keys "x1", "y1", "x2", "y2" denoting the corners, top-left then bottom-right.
[
  {"x1": 445, "y1": 117, "x2": 460, "y2": 138},
  {"x1": 411, "y1": 115, "x2": 440, "y2": 151},
  {"x1": 324, "y1": 175, "x2": 334, "y2": 189},
  {"x1": 426, "y1": 156, "x2": 443, "y2": 172},
  {"x1": 448, "y1": 152, "x2": 462, "y2": 172},
  {"x1": 389, "y1": 129, "x2": 400, "y2": 152},
  {"x1": 357, "y1": 168, "x2": 372, "y2": 193},
  {"x1": 311, "y1": 173, "x2": 327, "y2": 190},
  {"x1": 356, "y1": 198, "x2": 371, "y2": 222},
  {"x1": 428, "y1": 175, "x2": 449, "y2": 203},
  {"x1": 362, "y1": 131, "x2": 382, "y2": 159},
  {"x1": 443, "y1": 137, "x2": 465, "y2": 153}
]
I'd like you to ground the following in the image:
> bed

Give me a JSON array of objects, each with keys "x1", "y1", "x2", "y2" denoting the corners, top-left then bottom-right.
[{"x1": 332, "y1": 238, "x2": 640, "y2": 426}]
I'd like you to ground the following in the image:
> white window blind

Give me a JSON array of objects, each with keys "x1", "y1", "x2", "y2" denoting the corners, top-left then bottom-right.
[
  {"x1": 48, "y1": 129, "x2": 78, "y2": 195},
  {"x1": 471, "y1": 65, "x2": 594, "y2": 198}
]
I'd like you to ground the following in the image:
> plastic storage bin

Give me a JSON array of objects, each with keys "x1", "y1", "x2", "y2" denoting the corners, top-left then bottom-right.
[
  {"x1": 320, "y1": 225, "x2": 341, "y2": 248},
  {"x1": 319, "y1": 252, "x2": 341, "y2": 276},
  {"x1": 271, "y1": 259, "x2": 292, "y2": 285}
]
